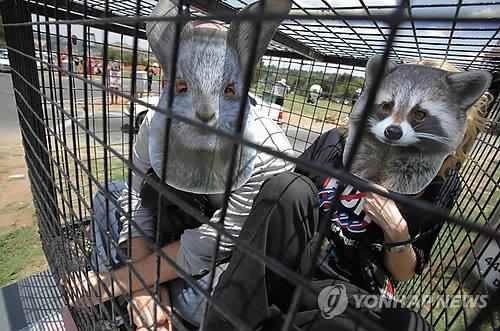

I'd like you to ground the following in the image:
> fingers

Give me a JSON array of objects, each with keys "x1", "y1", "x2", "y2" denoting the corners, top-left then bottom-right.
[
  {"x1": 133, "y1": 302, "x2": 155, "y2": 329},
  {"x1": 62, "y1": 274, "x2": 89, "y2": 307},
  {"x1": 365, "y1": 189, "x2": 391, "y2": 208},
  {"x1": 129, "y1": 287, "x2": 173, "y2": 331},
  {"x1": 365, "y1": 183, "x2": 389, "y2": 201},
  {"x1": 128, "y1": 300, "x2": 141, "y2": 328},
  {"x1": 147, "y1": 291, "x2": 171, "y2": 327},
  {"x1": 363, "y1": 194, "x2": 379, "y2": 209},
  {"x1": 365, "y1": 191, "x2": 388, "y2": 201},
  {"x1": 61, "y1": 271, "x2": 108, "y2": 308},
  {"x1": 142, "y1": 321, "x2": 171, "y2": 331},
  {"x1": 137, "y1": 327, "x2": 169, "y2": 331},
  {"x1": 157, "y1": 325, "x2": 171, "y2": 331},
  {"x1": 135, "y1": 323, "x2": 170, "y2": 331},
  {"x1": 131, "y1": 309, "x2": 148, "y2": 330},
  {"x1": 131, "y1": 309, "x2": 170, "y2": 330},
  {"x1": 157, "y1": 286, "x2": 172, "y2": 325},
  {"x1": 129, "y1": 300, "x2": 151, "y2": 330}
]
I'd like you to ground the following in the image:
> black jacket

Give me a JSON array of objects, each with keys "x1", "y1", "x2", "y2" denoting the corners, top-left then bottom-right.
[{"x1": 296, "y1": 128, "x2": 459, "y2": 290}]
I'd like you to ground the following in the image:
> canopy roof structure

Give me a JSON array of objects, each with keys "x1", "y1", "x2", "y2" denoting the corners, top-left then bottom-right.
[{"x1": 30, "y1": 0, "x2": 500, "y2": 71}]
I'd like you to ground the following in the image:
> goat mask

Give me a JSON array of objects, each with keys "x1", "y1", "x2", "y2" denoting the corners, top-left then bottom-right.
[{"x1": 146, "y1": 0, "x2": 291, "y2": 194}]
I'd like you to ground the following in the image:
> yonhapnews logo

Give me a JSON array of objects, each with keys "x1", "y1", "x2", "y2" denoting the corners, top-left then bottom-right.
[
  {"x1": 317, "y1": 285, "x2": 489, "y2": 320},
  {"x1": 317, "y1": 284, "x2": 349, "y2": 319}
]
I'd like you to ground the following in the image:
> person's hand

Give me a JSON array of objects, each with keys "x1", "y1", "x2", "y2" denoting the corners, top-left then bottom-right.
[
  {"x1": 364, "y1": 187, "x2": 417, "y2": 281},
  {"x1": 363, "y1": 186, "x2": 407, "y2": 235},
  {"x1": 128, "y1": 286, "x2": 172, "y2": 331},
  {"x1": 61, "y1": 270, "x2": 114, "y2": 307}
]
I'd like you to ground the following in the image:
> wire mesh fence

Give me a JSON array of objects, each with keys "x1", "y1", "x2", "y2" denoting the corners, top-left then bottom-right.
[{"x1": 1, "y1": 0, "x2": 499, "y2": 330}]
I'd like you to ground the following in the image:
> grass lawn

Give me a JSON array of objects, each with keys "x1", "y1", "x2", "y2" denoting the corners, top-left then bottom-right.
[
  {"x1": 251, "y1": 88, "x2": 353, "y2": 120},
  {"x1": 88, "y1": 152, "x2": 128, "y2": 184},
  {"x1": 252, "y1": 91, "x2": 353, "y2": 125},
  {"x1": 397, "y1": 133, "x2": 500, "y2": 330},
  {"x1": 284, "y1": 94, "x2": 353, "y2": 119},
  {"x1": 0, "y1": 221, "x2": 47, "y2": 287},
  {"x1": 0, "y1": 150, "x2": 126, "y2": 289}
]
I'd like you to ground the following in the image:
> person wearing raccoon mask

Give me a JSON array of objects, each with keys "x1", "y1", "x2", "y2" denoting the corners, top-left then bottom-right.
[
  {"x1": 64, "y1": 0, "x2": 295, "y2": 329},
  {"x1": 204, "y1": 56, "x2": 492, "y2": 330}
]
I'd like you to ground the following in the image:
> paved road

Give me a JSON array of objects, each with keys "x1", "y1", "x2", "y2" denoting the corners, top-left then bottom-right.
[
  {"x1": 0, "y1": 72, "x2": 318, "y2": 154},
  {"x1": 0, "y1": 72, "x2": 22, "y2": 137},
  {"x1": 282, "y1": 124, "x2": 320, "y2": 153},
  {"x1": 39, "y1": 71, "x2": 162, "y2": 103}
]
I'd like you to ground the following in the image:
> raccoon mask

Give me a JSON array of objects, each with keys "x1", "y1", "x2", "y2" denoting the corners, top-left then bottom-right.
[{"x1": 344, "y1": 55, "x2": 492, "y2": 195}]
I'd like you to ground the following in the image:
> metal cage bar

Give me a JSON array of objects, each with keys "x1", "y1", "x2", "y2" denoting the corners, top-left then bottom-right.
[{"x1": 1, "y1": 0, "x2": 500, "y2": 330}]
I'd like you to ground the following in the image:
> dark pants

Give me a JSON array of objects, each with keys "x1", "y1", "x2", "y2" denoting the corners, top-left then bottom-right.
[
  {"x1": 148, "y1": 77, "x2": 153, "y2": 92},
  {"x1": 205, "y1": 173, "x2": 432, "y2": 331}
]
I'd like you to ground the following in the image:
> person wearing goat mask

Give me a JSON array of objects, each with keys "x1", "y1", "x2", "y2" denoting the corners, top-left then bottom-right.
[{"x1": 66, "y1": 0, "x2": 294, "y2": 329}]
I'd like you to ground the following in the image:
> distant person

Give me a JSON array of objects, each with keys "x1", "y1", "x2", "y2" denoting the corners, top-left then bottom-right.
[
  {"x1": 271, "y1": 78, "x2": 288, "y2": 106},
  {"x1": 145, "y1": 65, "x2": 156, "y2": 93},
  {"x1": 108, "y1": 61, "x2": 122, "y2": 105},
  {"x1": 73, "y1": 57, "x2": 82, "y2": 74},
  {"x1": 96, "y1": 60, "x2": 103, "y2": 75},
  {"x1": 352, "y1": 87, "x2": 362, "y2": 106},
  {"x1": 307, "y1": 84, "x2": 322, "y2": 104},
  {"x1": 59, "y1": 53, "x2": 67, "y2": 75}
]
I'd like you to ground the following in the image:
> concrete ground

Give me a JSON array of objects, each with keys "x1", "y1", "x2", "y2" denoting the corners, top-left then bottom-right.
[{"x1": 0, "y1": 271, "x2": 77, "y2": 331}]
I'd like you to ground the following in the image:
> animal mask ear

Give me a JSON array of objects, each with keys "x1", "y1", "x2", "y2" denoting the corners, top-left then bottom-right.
[
  {"x1": 146, "y1": 0, "x2": 193, "y2": 73},
  {"x1": 364, "y1": 55, "x2": 398, "y2": 88},
  {"x1": 447, "y1": 70, "x2": 492, "y2": 109},
  {"x1": 227, "y1": 0, "x2": 291, "y2": 70}
]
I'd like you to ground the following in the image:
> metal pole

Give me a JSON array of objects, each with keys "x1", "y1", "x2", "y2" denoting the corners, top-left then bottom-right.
[{"x1": 1, "y1": 0, "x2": 59, "y2": 236}]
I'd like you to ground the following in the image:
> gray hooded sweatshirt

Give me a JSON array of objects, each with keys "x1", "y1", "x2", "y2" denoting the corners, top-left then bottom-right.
[{"x1": 118, "y1": 107, "x2": 295, "y2": 276}]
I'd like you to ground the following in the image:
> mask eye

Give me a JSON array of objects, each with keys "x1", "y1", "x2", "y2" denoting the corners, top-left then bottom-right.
[
  {"x1": 412, "y1": 109, "x2": 427, "y2": 122},
  {"x1": 224, "y1": 83, "x2": 236, "y2": 99},
  {"x1": 176, "y1": 80, "x2": 188, "y2": 94},
  {"x1": 379, "y1": 102, "x2": 392, "y2": 114}
]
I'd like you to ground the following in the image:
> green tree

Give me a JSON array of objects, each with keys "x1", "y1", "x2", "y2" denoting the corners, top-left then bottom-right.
[
  {"x1": 107, "y1": 45, "x2": 134, "y2": 65},
  {"x1": 252, "y1": 61, "x2": 365, "y2": 100}
]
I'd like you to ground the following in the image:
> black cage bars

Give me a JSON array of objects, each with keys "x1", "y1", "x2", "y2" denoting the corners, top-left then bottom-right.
[{"x1": 1, "y1": 0, "x2": 500, "y2": 330}]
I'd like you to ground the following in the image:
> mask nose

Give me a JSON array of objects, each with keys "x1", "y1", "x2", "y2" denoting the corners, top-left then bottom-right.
[
  {"x1": 196, "y1": 106, "x2": 216, "y2": 123},
  {"x1": 384, "y1": 125, "x2": 403, "y2": 140}
]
